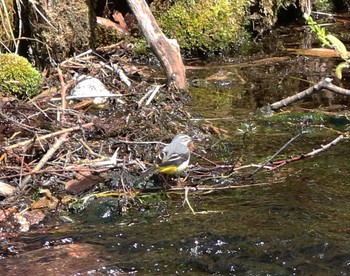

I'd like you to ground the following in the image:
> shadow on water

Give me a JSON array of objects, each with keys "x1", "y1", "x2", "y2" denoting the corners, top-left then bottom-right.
[{"x1": 3, "y1": 24, "x2": 350, "y2": 275}]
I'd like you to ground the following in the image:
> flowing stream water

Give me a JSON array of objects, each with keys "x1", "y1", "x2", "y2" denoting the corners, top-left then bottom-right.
[{"x1": 2, "y1": 24, "x2": 350, "y2": 275}]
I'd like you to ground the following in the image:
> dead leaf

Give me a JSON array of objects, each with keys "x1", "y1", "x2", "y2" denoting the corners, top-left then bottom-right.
[
  {"x1": 0, "y1": 206, "x2": 17, "y2": 222},
  {"x1": 14, "y1": 209, "x2": 46, "y2": 232},
  {"x1": 65, "y1": 170, "x2": 104, "y2": 194}
]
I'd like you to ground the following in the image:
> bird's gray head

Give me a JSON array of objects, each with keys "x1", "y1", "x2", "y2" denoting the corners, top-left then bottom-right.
[{"x1": 171, "y1": 134, "x2": 192, "y2": 146}]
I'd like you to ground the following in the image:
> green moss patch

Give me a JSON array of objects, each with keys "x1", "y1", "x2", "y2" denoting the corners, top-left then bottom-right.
[
  {"x1": 153, "y1": 0, "x2": 250, "y2": 52},
  {"x1": 0, "y1": 53, "x2": 41, "y2": 99}
]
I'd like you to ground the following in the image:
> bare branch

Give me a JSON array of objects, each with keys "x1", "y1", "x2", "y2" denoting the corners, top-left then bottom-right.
[
  {"x1": 19, "y1": 132, "x2": 69, "y2": 189},
  {"x1": 269, "y1": 77, "x2": 350, "y2": 110}
]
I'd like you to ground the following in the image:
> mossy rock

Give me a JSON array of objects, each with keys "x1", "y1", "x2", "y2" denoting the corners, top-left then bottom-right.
[
  {"x1": 152, "y1": 0, "x2": 250, "y2": 52},
  {"x1": 0, "y1": 53, "x2": 41, "y2": 99}
]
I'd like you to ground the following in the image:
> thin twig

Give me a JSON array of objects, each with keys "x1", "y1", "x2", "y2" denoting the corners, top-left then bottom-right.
[
  {"x1": 138, "y1": 85, "x2": 164, "y2": 107},
  {"x1": 269, "y1": 79, "x2": 329, "y2": 110},
  {"x1": 145, "y1": 85, "x2": 163, "y2": 106},
  {"x1": 192, "y1": 151, "x2": 218, "y2": 166},
  {"x1": 304, "y1": 134, "x2": 344, "y2": 157},
  {"x1": 0, "y1": 110, "x2": 44, "y2": 133},
  {"x1": 99, "y1": 61, "x2": 132, "y2": 87},
  {"x1": 3, "y1": 122, "x2": 94, "y2": 150},
  {"x1": 27, "y1": 98, "x2": 53, "y2": 122},
  {"x1": 89, "y1": 148, "x2": 120, "y2": 167},
  {"x1": 60, "y1": 49, "x2": 93, "y2": 65},
  {"x1": 112, "y1": 138, "x2": 167, "y2": 146},
  {"x1": 112, "y1": 63, "x2": 132, "y2": 87},
  {"x1": 57, "y1": 67, "x2": 68, "y2": 121},
  {"x1": 184, "y1": 187, "x2": 196, "y2": 214},
  {"x1": 186, "y1": 56, "x2": 289, "y2": 70},
  {"x1": 100, "y1": 61, "x2": 131, "y2": 87},
  {"x1": 28, "y1": 0, "x2": 58, "y2": 31},
  {"x1": 0, "y1": 160, "x2": 138, "y2": 180},
  {"x1": 78, "y1": 138, "x2": 103, "y2": 158},
  {"x1": 14, "y1": 0, "x2": 22, "y2": 54},
  {"x1": 137, "y1": 87, "x2": 154, "y2": 106},
  {"x1": 260, "y1": 134, "x2": 346, "y2": 171},
  {"x1": 250, "y1": 132, "x2": 303, "y2": 176},
  {"x1": 0, "y1": 0, "x2": 16, "y2": 44},
  {"x1": 169, "y1": 182, "x2": 275, "y2": 192},
  {"x1": 50, "y1": 94, "x2": 123, "y2": 102},
  {"x1": 19, "y1": 133, "x2": 69, "y2": 189}
]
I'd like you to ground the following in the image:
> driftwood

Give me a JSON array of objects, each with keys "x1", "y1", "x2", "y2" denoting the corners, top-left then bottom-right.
[
  {"x1": 286, "y1": 48, "x2": 350, "y2": 58},
  {"x1": 269, "y1": 77, "x2": 350, "y2": 110},
  {"x1": 186, "y1": 56, "x2": 290, "y2": 70},
  {"x1": 126, "y1": 0, "x2": 187, "y2": 90}
]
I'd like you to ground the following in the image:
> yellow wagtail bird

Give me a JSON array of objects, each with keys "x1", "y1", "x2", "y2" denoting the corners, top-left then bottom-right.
[{"x1": 142, "y1": 134, "x2": 192, "y2": 177}]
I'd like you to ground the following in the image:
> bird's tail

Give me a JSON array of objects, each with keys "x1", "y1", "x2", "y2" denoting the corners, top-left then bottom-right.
[
  {"x1": 133, "y1": 166, "x2": 158, "y2": 188},
  {"x1": 140, "y1": 166, "x2": 158, "y2": 178}
]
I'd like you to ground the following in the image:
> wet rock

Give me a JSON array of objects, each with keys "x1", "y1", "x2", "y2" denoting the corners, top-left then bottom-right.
[{"x1": 80, "y1": 197, "x2": 121, "y2": 223}]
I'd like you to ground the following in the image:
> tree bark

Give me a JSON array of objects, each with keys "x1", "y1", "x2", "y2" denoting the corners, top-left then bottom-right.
[
  {"x1": 28, "y1": 0, "x2": 95, "y2": 68},
  {"x1": 126, "y1": 0, "x2": 187, "y2": 90}
]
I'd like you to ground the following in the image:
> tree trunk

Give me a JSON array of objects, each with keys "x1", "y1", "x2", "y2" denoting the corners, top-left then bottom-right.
[
  {"x1": 126, "y1": 0, "x2": 187, "y2": 90},
  {"x1": 28, "y1": 0, "x2": 95, "y2": 69}
]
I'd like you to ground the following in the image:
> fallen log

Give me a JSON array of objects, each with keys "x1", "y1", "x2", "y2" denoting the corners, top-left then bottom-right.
[{"x1": 126, "y1": 0, "x2": 187, "y2": 90}]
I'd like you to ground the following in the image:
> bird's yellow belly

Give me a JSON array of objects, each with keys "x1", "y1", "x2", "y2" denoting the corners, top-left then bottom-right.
[{"x1": 156, "y1": 165, "x2": 178, "y2": 175}]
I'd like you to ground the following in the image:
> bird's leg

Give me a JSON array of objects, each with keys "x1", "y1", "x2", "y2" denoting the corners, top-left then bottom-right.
[
  {"x1": 159, "y1": 174, "x2": 172, "y2": 189},
  {"x1": 175, "y1": 172, "x2": 189, "y2": 186}
]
